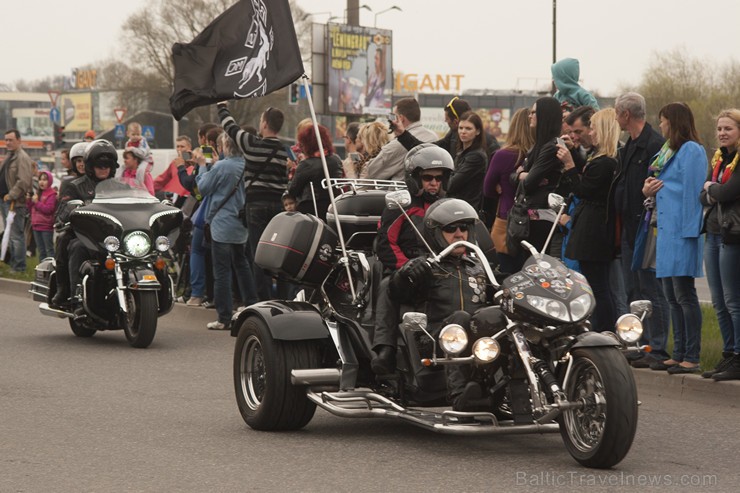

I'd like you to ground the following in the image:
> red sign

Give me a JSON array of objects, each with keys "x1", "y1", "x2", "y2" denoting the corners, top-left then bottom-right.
[
  {"x1": 48, "y1": 90, "x2": 60, "y2": 107},
  {"x1": 114, "y1": 108, "x2": 127, "y2": 124}
]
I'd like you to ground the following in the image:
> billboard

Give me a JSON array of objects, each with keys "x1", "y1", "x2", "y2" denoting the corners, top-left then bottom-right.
[
  {"x1": 326, "y1": 23, "x2": 392, "y2": 116},
  {"x1": 61, "y1": 92, "x2": 93, "y2": 132}
]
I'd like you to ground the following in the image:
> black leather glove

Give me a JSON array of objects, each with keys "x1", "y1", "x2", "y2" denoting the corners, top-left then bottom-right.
[{"x1": 398, "y1": 256, "x2": 432, "y2": 287}]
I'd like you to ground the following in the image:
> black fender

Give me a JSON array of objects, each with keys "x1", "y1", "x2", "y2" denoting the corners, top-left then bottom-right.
[
  {"x1": 571, "y1": 331, "x2": 622, "y2": 349},
  {"x1": 126, "y1": 264, "x2": 162, "y2": 290},
  {"x1": 230, "y1": 300, "x2": 332, "y2": 341}
]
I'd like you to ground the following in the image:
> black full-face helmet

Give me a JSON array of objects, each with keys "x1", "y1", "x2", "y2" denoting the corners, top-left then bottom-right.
[
  {"x1": 84, "y1": 139, "x2": 119, "y2": 180},
  {"x1": 404, "y1": 143, "x2": 454, "y2": 200},
  {"x1": 423, "y1": 198, "x2": 478, "y2": 252}
]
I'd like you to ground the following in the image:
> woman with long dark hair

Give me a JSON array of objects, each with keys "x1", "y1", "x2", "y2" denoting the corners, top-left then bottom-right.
[
  {"x1": 446, "y1": 111, "x2": 488, "y2": 208},
  {"x1": 513, "y1": 97, "x2": 564, "y2": 253},
  {"x1": 642, "y1": 102, "x2": 706, "y2": 374}
]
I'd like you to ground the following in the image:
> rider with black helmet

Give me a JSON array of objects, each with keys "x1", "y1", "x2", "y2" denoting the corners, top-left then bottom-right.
[
  {"x1": 375, "y1": 143, "x2": 454, "y2": 272},
  {"x1": 51, "y1": 140, "x2": 119, "y2": 307},
  {"x1": 372, "y1": 198, "x2": 491, "y2": 411}
]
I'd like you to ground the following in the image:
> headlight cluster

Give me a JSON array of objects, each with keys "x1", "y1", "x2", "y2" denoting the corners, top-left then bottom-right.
[
  {"x1": 104, "y1": 236, "x2": 120, "y2": 253},
  {"x1": 615, "y1": 314, "x2": 643, "y2": 343},
  {"x1": 438, "y1": 324, "x2": 500, "y2": 364},
  {"x1": 525, "y1": 293, "x2": 593, "y2": 323},
  {"x1": 123, "y1": 231, "x2": 152, "y2": 257}
]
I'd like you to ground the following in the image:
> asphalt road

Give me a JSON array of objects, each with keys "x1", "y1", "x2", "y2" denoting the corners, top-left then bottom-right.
[{"x1": 1, "y1": 284, "x2": 738, "y2": 493}]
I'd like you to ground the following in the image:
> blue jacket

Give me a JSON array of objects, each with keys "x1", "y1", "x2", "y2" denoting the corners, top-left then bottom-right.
[
  {"x1": 196, "y1": 155, "x2": 247, "y2": 244},
  {"x1": 551, "y1": 58, "x2": 600, "y2": 110},
  {"x1": 654, "y1": 141, "x2": 706, "y2": 278}
]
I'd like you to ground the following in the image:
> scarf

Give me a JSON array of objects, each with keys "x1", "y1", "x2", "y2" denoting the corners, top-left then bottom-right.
[
  {"x1": 648, "y1": 141, "x2": 674, "y2": 177},
  {"x1": 710, "y1": 148, "x2": 739, "y2": 184}
]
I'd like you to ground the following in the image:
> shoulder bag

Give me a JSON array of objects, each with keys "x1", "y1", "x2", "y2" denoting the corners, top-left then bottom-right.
[{"x1": 505, "y1": 181, "x2": 529, "y2": 254}]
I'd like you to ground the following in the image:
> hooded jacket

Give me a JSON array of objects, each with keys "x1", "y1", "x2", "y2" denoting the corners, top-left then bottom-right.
[
  {"x1": 28, "y1": 170, "x2": 57, "y2": 231},
  {"x1": 551, "y1": 58, "x2": 600, "y2": 110}
]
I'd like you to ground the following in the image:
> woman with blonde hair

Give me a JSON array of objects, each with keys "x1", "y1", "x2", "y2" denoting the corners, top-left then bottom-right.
[
  {"x1": 483, "y1": 107, "x2": 535, "y2": 274},
  {"x1": 699, "y1": 108, "x2": 740, "y2": 380},
  {"x1": 557, "y1": 107, "x2": 620, "y2": 331},
  {"x1": 357, "y1": 121, "x2": 390, "y2": 178}
]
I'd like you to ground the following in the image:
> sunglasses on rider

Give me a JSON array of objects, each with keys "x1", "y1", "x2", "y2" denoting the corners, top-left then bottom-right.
[
  {"x1": 420, "y1": 174, "x2": 444, "y2": 183},
  {"x1": 441, "y1": 222, "x2": 471, "y2": 233},
  {"x1": 446, "y1": 96, "x2": 460, "y2": 120}
]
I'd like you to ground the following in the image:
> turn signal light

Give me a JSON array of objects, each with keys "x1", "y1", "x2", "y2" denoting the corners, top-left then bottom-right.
[
  {"x1": 105, "y1": 258, "x2": 116, "y2": 270},
  {"x1": 155, "y1": 257, "x2": 166, "y2": 271},
  {"x1": 421, "y1": 359, "x2": 432, "y2": 367},
  {"x1": 643, "y1": 345, "x2": 652, "y2": 353}
]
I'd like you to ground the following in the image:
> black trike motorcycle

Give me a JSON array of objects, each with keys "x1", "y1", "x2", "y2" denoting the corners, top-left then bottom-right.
[
  {"x1": 29, "y1": 179, "x2": 182, "y2": 348},
  {"x1": 230, "y1": 179, "x2": 648, "y2": 468}
]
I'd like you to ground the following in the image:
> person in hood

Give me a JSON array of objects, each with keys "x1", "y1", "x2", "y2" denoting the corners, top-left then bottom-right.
[
  {"x1": 122, "y1": 146, "x2": 155, "y2": 195},
  {"x1": 551, "y1": 58, "x2": 600, "y2": 111},
  {"x1": 27, "y1": 170, "x2": 57, "y2": 260}
]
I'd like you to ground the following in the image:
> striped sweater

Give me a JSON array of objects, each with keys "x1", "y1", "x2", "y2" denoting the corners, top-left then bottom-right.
[{"x1": 218, "y1": 106, "x2": 288, "y2": 203}]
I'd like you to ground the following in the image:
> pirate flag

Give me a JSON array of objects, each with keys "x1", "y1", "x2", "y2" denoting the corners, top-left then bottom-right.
[{"x1": 169, "y1": 0, "x2": 304, "y2": 121}]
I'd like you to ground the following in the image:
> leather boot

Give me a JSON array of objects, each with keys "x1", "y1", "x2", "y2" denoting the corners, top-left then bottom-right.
[
  {"x1": 702, "y1": 351, "x2": 734, "y2": 379},
  {"x1": 371, "y1": 345, "x2": 396, "y2": 375},
  {"x1": 712, "y1": 354, "x2": 740, "y2": 381},
  {"x1": 453, "y1": 382, "x2": 484, "y2": 411},
  {"x1": 50, "y1": 273, "x2": 70, "y2": 308}
]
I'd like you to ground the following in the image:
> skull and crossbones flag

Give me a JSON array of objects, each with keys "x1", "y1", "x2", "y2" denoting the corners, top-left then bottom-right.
[{"x1": 169, "y1": 0, "x2": 304, "y2": 120}]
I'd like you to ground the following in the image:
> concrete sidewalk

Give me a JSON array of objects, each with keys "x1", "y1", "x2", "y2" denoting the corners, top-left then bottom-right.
[{"x1": 4, "y1": 276, "x2": 738, "y2": 408}]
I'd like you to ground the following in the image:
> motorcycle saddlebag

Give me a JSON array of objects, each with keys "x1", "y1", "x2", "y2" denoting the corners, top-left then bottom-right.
[{"x1": 255, "y1": 212, "x2": 339, "y2": 286}]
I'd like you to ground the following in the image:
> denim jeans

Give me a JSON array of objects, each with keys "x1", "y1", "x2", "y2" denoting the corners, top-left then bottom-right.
[
  {"x1": 704, "y1": 233, "x2": 740, "y2": 353},
  {"x1": 211, "y1": 240, "x2": 259, "y2": 324},
  {"x1": 33, "y1": 230, "x2": 54, "y2": 261},
  {"x1": 246, "y1": 200, "x2": 285, "y2": 300},
  {"x1": 610, "y1": 257, "x2": 628, "y2": 316},
  {"x1": 189, "y1": 225, "x2": 207, "y2": 298},
  {"x1": 661, "y1": 276, "x2": 702, "y2": 364},
  {"x1": 1, "y1": 202, "x2": 27, "y2": 271},
  {"x1": 621, "y1": 233, "x2": 671, "y2": 358}
]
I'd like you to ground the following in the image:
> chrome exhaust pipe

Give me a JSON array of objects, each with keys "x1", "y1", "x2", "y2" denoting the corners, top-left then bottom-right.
[
  {"x1": 291, "y1": 368, "x2": 341, "y2": 386},
  {"x1": 39, "y1": 303, "x2": 74, "y2": 319}
]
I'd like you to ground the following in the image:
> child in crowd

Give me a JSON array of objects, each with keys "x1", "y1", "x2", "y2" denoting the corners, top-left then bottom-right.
[
  {"x1": 122, "y1": 147, "x2": 155, "y2": 195},
  {"x1": 282, "y1": 192, "x2": 297, "y2": 212},
  {"x1": 125, "y1": 122, "x2": 154, "y2": 173},
  {"x1": 27, "y1": 170, "x2": 57, "y2": 260}
]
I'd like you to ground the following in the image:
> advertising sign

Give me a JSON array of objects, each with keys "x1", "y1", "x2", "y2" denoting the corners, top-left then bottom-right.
[
  {"x1": 61, "y1": 92, "x2": 93, "y2": 132},
  {"x1": 326, "y1": 23, "x2": 392, "y2": 116}
]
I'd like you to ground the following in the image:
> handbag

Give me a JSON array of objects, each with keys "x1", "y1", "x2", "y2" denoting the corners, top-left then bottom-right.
[
  {"x1": 631, "y1": 207, "x2": 657, "y2": 271},
  {"x1": 718, "y1": 201, "x2": 740, "y2": 244},
  {"x1": 505, "y1": 182, "x2": 529, "y2": 253}
]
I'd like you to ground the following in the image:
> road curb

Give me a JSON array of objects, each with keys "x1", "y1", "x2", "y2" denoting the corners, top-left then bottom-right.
[
  {"x1": 633, "y1": 367, "x2": 740, "y2": 408},
  {"x1": 0, "y1": 276, "x2": 32, "y2": 297}
]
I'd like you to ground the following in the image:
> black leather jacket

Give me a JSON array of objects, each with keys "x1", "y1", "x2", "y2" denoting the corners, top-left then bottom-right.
[{"x1": 55, "y1": 175, "x2": 102, "y2": 225}]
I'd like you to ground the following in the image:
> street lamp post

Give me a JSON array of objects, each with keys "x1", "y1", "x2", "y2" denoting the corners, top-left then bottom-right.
[
  {"x1": 374, "y1": 6, "x2": 402, "y2": 27},
  {"x1": 301, "y1": 11, "x2": 337, "y2": 22},
  {"x1": 344, "y1": 3, "x2": 372, "y2": 26},
  {"x1": 552, "y1": 0, "x2": 557, "y2": 64}
]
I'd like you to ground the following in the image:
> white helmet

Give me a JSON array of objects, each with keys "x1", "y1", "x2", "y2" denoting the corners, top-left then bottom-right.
[{"x1": 69, "y1": 142, "x2": 88, "y2": 161}]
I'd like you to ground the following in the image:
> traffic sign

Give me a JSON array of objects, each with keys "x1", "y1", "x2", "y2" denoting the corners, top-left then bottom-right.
[
  {"x1": 49, "y1": 107, "x2": 61, "y2": 125},
  {"x1": 114, "y1": 124, "x2": 125, "y2": 141},
  {"x1": 114, "y1": 108, "x2": 127, "y2": 123},
  {"x1": 142, "y1": 126, "x2": 155, "y2": 141},
  {"x1": 48, "y1": 90, "x2": 60, "y2": 107}
]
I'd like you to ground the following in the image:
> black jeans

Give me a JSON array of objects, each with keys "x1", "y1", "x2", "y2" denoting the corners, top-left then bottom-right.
[
  {"x1": 580, "y1": 260, "x2": 615, "y2": 332},
  {"x1": 246, "y1": 200, "x2": 284, "y2": 300}
]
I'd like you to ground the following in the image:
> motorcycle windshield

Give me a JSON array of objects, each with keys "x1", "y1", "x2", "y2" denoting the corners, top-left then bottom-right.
[{"x1": 93, "y1": 178, "x2": 159, "y2": 204}]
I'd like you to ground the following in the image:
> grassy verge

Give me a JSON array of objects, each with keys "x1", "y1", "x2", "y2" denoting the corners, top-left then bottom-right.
[{"x1": 0, "y1": 257, "x2": 37, "y2": 282}]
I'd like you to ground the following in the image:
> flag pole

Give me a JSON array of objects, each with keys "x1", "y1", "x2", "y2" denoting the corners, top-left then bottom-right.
[{"x1": 301, "y1": 74, "x2": 357, "y2": 301}]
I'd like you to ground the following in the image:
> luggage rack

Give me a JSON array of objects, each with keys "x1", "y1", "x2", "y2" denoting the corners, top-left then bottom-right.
[{"x1": 322, "y1": 178, "x2": 407, "y2": 193}]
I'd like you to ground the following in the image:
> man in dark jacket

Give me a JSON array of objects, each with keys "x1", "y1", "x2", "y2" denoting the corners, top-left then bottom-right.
[
  {"x1": 614, "y1": 92, "x2": 671, "y2": 367},
  {"x1": 373, "y1": 198, "x2": 490, "y2": 411},
  {"x1": 51, "y1": 140, "x2": 117, "y2": 307}
]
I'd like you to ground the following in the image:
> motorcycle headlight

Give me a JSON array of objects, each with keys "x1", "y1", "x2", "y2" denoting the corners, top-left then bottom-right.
[
  {"x1": 526, "y1": 295, "x2": 570, "y2": 322},
  {"x1": 615, "y1": 314, "x2": 643, "y2": 343},
  {"x1": 472, "y1": 337, "x2": 500, "y2": 363},
  {"x1": 438, "y1": 324, "x2": 468, "y2": 355},
  {"x1": 123, "y1": 231, "x2": 151, "y2": 258},
  {"x1": 155, "y1": 236, "x2": 170, "y2": 252},
  {"x1": 570, "y1": 294, "x2": 594, "y2": 322},
  {"x1": 103, "y1": 236, "x2": 120, "y2": 253}
]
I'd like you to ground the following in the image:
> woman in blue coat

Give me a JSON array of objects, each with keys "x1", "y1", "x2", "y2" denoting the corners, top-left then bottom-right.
[{"x1": 642, "y1": 102, "x2": 707, "y2": 374}]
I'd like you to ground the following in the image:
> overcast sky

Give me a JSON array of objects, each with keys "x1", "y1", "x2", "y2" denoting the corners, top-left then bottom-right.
[{"x1": 4, "y1": 0, "x2": 737, "y2": 96}]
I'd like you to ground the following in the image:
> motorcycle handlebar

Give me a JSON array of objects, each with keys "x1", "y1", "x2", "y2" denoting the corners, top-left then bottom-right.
[{"x1": 429, "y1": 240, "x2": 500, "y2": 289}]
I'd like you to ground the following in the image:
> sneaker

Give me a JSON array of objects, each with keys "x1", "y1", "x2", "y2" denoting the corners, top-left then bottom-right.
[
  {"x1": 712, "y1": 354, "x2": 740, "y2": 381},
  {"x1": 630, "y1": 355, "x2": 658, "y2": 369},
  {"x1": 202, "y1": 300, "x2": 216, "y2": 309},
  {"x1": 206, "y1": 321, "x2": 229, "y2": 330},
  {"x1": 186, "y1": 296, "x2": 204, "y2": 306}
]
